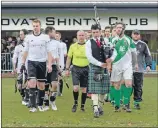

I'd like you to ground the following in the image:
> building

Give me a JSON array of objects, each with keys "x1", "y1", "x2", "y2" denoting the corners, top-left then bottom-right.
[{"x1": 1, "y1": 1, "x2": 158, "y2": 52}]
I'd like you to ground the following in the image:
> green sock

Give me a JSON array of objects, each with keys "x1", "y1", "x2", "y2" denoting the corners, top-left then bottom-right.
[
  {"x1": 134, "y1": 101, "x2": 140, "y2": 105},
  {"x1": 123, "y1": 86, "x2": 133, "y2": 105},
  {"x1": 110, "y1": 85, "x2": 114, "y2": 101},
  {"x1": 114, "y1": 88, "x2": 121, "y2": 107},
  {"x1": 120, "y1": 84, "x2": 125, "y2": 101}
]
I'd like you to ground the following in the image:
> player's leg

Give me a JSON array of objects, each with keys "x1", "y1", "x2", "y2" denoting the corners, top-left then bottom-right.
[
  {"x1": 80, "y1": 66, "x2": 89, "y2": 111},
  {"x1": 27, "y1": 60, "x2": 37, "y2": 112},
  {"x1": 133, "y1": 72, "x2": 143, "y2": 109},
  {"x1": 110, "y1": 66, "x2": 122, "y2": 112},
  {"x1": 58, "y1": 75, "x2": 63, "y2": 96},
  {"x1": 36, "y1": 62, "x2": 47, "y2": 112},
  {"x1": 17, "y1": 73, "x2": 26, "y2": 105},
  {"x1": 123, "y1": 66, "x2": 133, "y2": 112},
  {"x1": 109, "y1": 83, "x2": 115, "y2": 106},
  {"x1": 49, "y1": 65, "x2": 58, "y2": 111},
  {"x1": 71, "y1": 66, "x2": 80, "y2": 112}
]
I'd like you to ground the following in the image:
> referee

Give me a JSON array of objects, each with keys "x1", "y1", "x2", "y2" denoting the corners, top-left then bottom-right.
[{"x1": 65, "y1": 30, "x2": 89, "y2": 112}]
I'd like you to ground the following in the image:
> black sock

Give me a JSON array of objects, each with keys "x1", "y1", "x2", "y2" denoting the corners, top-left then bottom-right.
[
  {"x1": 29, "y1": 88, "x2": 36, "y2": 108},
  {"x1": 81, "y1": 93, "x2": 87, "y2": 108},
  {"x1": 44, "y1": 84, "x2": 49, "y2": 106},
  {"x1": 73, "y1": 91, "x2": 79, "y2": 105},
  {"x1": 59, "y1": 80, "x2": 63, "y2": 94},
  {"x1": 19, "y1": 88, "x2": 25, "y2": 100},
  {"x1": 50, "y1": 91, "x2": 57, "y2": 102},
  {"x1": 24, "y1": 88, "x2": 29, "y2": 102},
  {"x1": 37, "y1": 89, "x2": 45, "y2": 106}
]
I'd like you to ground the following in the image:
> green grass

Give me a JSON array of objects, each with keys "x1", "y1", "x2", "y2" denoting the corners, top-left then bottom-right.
[{"x1": 2, "y1": 77, "x2": 158, "y2": 127}]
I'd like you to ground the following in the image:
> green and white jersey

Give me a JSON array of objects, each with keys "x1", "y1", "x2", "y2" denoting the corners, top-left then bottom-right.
[{"x1": 110, "y1": 35, "x2": 136, "y2": 70}]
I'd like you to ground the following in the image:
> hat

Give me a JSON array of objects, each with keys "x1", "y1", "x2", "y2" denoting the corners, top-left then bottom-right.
[{"x1": 132, "y1": 29, "x2": 140, "y2": 34}]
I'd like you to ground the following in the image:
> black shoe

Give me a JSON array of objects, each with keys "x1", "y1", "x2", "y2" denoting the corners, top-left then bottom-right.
[
  {"x1": 111, "y1": 101, "x2": 115, "y2": 106},
  {"x1": 98, "y1": 107, "x2": 104, "y2": 116},
  {"x1": 94, "y1": 110, "x2": 99, "y2": 118},
  {"x1": 123, "y1": 104, "x2": 132, "y2": 112},
  {"x1": 120, "y1": 100, "x2": 123, "y2": 106},
  {"x1": 72, "y1": 104, "x2": 77, "y2": 112},
  {"x1": 81, "y1": 107, "x2": 85, "y2": 112},
  {"x1": 114, "y1": 106, "x2": 121, "y2": 112},
  {"x1": 134, "y1": 104, "x2": 140, "y2": 110}
]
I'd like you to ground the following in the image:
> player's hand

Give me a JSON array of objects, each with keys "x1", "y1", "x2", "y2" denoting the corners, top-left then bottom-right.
[
  {"x1": 107, "y1": 63, "x2": 112, "y2": 72},
  {"x1": 135, "y1": 64, "x2": 139, "y2": 71},
  {"x1": 106, "y1": 58, "x2": 112, "y2": 63},
  {"x1": 47, "y1": 65, "x2": 52, "y2": 73},
  {"x1": 101, "y1": 63, "x2": 107, "y2": 68},
  {"x1": 20, "y1": 64, "x2": 26, "y2": 73},
  {"x1": 146, "y1": 66, "x2": 151, "y2": 72},
  {"x1": 65, "y1": 70, "x2": 70, "y2": 77},
  {"x1": 12, "y1": 68, "x2": 17, "y2": 74}
]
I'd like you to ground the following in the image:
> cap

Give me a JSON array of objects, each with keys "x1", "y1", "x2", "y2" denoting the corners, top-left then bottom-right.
[{"x1": 132, "y1": 29, "x2": 140, "y2": 34}]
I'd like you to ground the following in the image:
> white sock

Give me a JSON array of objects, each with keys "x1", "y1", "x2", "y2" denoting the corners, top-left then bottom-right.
[
  {"x1": 91, "y1": 94, "x2": 99, "y2": 111},
  {"x1": 99, "y1": 94, "x2": 105, "y2": 107}
]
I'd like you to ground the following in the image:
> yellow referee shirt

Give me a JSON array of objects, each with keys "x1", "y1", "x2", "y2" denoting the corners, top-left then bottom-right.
[{"x1": 68, "y1": 42, "x2": 89, "y2": 67}]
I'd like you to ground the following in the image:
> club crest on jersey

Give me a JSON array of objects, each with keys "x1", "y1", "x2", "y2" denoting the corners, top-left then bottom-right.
[{"x1": 119, "y1": 46, "x2": 125, "y2": 52}]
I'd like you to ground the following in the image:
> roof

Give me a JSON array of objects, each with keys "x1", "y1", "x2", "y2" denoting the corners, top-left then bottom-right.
[{"x1": 2, "y1": 1, "x2": 158, "y2": 8}]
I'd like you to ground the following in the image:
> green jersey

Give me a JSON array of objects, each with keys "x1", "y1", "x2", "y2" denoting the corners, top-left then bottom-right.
[{"x1": 110, "y1": 35, "x2": 136, "y2": 70}]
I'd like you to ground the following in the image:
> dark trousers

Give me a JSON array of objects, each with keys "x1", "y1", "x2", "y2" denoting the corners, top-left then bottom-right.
[{"x1": 132, "y1": 72, "x2": 144, "y2": 102}]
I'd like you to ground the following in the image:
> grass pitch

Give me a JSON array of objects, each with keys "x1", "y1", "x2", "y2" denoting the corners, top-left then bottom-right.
[{"x1": 2, "y1": 77, "x2": 158, "y2": 127}]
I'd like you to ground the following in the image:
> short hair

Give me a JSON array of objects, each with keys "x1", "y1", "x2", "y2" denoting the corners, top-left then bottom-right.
[
  {"x1": 77, "y1": 30, "x2": 85, "y2": 35},
  {"x1": 56, "y1": 32, "x2": 61, "y2": 36},
  {"x1": 20, "y1": 29, "x2": 28, "y2": 35},
  {"x1": 104, "y1": 26, "x2": 111, "y2": 30},
  {"x1": 45, "y1": 26, "x2": 55, "y2": 34},
  {"x1": 115, "y1": 22, "x2": 126, "y2": 30},
  {"x1": 91, "y1": 24, "x2": 101, "y2": 30},
  {"x1": 32, "y1": 19, "x2": 41, "y2": 25}
]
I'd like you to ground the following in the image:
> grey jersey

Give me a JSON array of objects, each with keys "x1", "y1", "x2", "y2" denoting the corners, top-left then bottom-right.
[
  {"x1": 24, "y1": 33, "x2": 50, "y2": 62},
  {"x1": 133, "y1": 40, "x2": 152, "y2": 72}
]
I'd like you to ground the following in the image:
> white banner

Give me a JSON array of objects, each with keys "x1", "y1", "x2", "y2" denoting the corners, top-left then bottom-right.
[{"x1": 2, "y1": 8, "x2": 157, "y2": 30}]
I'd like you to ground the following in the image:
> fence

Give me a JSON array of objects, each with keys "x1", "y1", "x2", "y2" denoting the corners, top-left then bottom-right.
[{"x1": 1, "y1": 52, "x2": 158, "y2": 73}]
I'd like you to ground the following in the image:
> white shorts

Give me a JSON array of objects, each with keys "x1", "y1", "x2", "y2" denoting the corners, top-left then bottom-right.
[{"x1": 110, "y1": 65, "x2": 133, "y2": 82}]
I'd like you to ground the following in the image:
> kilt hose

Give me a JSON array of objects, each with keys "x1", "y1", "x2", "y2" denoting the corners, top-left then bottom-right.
[{"x1": 88, "y1": 64, "x2": 110, "y2": 94}]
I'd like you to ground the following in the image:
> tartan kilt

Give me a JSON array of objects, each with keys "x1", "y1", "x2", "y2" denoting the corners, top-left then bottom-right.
[{"x1": 88, "y1": 64, "x2": 110, "y2": 94}]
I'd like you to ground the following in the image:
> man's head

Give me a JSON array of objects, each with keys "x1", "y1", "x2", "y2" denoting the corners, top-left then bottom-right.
[
  {"x1": 32, "y1": 19, "x2": 41, "y2": 34},
  {"x1": 115, "y1": 22, "x2": 126, "y2": 36},
  {"x1": 20, "y1": 29, "x2": 28, "y2": 41},
  {"x1": 77, "y1": 30, "x2": 85, "y2": 43},
  {"x1": 45, "y1": 26, "x2": 56, "y2": 38},
  {"x1": 104, "y1": 26, "x2": 111, "y2": 37},
  {"x1": 132, "y1": 29, "x2": 141, "y2": 41},
  {"x1": 55, "y1": 32, "x2": 61, "y2": 41},
  {"x1": 8, "y1": 36, "x2": 12, "y2": 42},
  {"x1": 111, "y1": 25, "x2": 116, "y2": 37},
  {"x1": 85, "y1": 31, "x2": 91, "y2": 41},
  {"x1": 91, "y1": 24, "x2": 101, "y2": 39}
]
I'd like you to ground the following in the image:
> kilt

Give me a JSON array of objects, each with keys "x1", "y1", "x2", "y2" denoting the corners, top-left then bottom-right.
[{"x1": 88, "y1": 64, "x2": 110, "y2": 94}]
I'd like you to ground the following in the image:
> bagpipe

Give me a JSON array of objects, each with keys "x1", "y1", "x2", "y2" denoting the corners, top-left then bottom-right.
[{"x1": 93, "y1": 4, "x2": 113, "y2": 61}]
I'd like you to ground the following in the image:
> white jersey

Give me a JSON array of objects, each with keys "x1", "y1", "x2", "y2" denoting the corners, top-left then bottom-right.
[
  {"x1": 58, "y1": 41, "x2": 67, "y2": 69},
  {"x1": 12, "y1": 43, "x2": 28, "y2": 73},
  {"x1": 48, "y1": 39, "x2": 60, "y2": 65},
  {"x1": 24, "y1": 33, "x2": 50, "y2": 62}
]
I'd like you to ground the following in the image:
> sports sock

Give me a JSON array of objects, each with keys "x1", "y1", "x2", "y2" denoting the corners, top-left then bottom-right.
[
  {"x1": 114, "y1": 88, "x2": 121, "y2": 107},
  {"x1": 99, "y1": 94, "x2": 105, "y2": 107},
  {"x1": 37, "y1": 89, "x2": 45, "y2": 106},
  {"x1": 81, "y1": 93, "x2": 87, "y2": 108},
  {"x1": 44, "y1": 84, "x2": 49, "y2": 106},
  {"x1": 110, "y1": 85, "x2": 114, "y2": 102},
  {"x1": 29, "y1": 88, "x2": 36, "y2": 108},
  {"x1": 24, "y1": 88, "x2": 29, "y2": 102},
  {"x1": 19, "y1": 88, "x2": 25, "y2": 100},
  {"x1": 59, "y1": 79, "x2": 63, "y2": 94},
  {"x1": 123, "y1": 86, "x2": 133, "y2": 105},
  {"x1": 73, "y1": 91, "x2": 79, "y2": 105},
  {"x1": 120, "y1": 84, "x2": 125, "y2": 102},
  {"x1": 50, "y1": 91, "x2": 57, "y2": 102}
]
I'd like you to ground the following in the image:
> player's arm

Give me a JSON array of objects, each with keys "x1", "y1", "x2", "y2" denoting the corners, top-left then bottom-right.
[
  {"x1": 22, "y1": 38, "x2": 29, "y2": 65},
  {"x1": 12, "y1": 46, "x2": 19, "y2": 72},
  {"x1": 130, "y1": 39, "x2": 138, "y2": 71},
  {"x1": 144, "y1": 43, "x2": 152, "y2": 70},
  {"x1": 64, "y1": 43, "x2": 67, "y2": 57}
]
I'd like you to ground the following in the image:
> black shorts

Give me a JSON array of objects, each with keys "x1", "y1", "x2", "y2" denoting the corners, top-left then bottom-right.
[
  {"x1": 46, "y1": 65, "x2": 58, "y2": 84},
  {"x1": 71, "y1": 65, "x2": 89, "y2": 88},
  {"x1": 27, "y1": 60, "x2": 46, "y2": 82}
]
